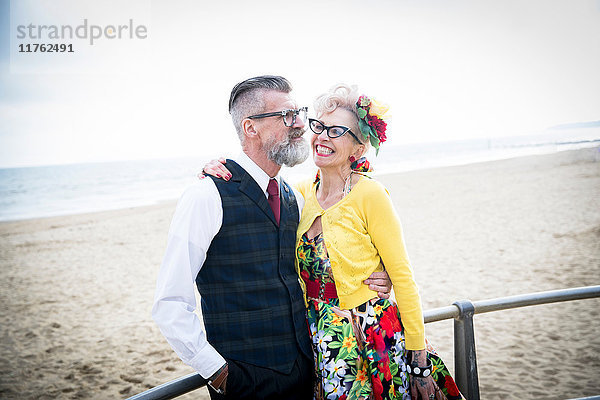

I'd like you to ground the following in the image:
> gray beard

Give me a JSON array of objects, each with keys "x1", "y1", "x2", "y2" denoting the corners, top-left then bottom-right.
[{"x1": 264, "y1": 129, "x2": 310, "y2": 167}]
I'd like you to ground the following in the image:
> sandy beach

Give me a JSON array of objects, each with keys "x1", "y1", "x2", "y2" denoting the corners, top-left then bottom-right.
[{"x1": 1, "y1": 147, "x2": 599, "y2": 400}]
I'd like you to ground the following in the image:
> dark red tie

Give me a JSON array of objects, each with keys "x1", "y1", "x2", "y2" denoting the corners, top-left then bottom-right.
[{"x1": 267, "y1": 178, "x2": 280, "y2": 226}]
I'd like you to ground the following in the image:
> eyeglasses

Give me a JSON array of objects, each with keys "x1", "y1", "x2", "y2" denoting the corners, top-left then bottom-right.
[
  {"x1": 247, "y1": 107, "x2": 308, "y2": 127},
  {"x1": 308, "y1": 118, "x2": 362, "y2": 143}
]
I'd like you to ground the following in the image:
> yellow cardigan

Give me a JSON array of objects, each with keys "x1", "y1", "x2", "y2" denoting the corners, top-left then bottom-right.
[{"x1": 295, "y1": 176, "x2": 425, "y2": 350}]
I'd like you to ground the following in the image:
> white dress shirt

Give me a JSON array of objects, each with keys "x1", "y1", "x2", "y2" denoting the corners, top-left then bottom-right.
[{"x1": 152, "y1": 152, "x2": 304, "y2": 379}]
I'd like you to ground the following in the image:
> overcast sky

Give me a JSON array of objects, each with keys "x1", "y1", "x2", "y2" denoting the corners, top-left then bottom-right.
[{"x1": 1, "y1": 0, "x2": 599, "y2": 168}]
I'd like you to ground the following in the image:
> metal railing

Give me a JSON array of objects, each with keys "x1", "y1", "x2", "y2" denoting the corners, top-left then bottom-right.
[{"x1": 129, "y1": 285, "x2": 600, "y2": 400}]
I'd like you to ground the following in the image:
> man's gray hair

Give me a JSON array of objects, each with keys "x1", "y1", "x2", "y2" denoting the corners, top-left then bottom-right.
[{"x1": 229, "y1": 75, "x2": 293, "y2": 140}]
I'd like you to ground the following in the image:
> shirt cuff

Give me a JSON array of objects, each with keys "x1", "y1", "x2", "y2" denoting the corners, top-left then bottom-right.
[
  {"x1": 404, "y1": 332, "x2": 426, "y2": 351},
  {"x1": 188, "y1": 343, "x2": 227, "y2": 379}
]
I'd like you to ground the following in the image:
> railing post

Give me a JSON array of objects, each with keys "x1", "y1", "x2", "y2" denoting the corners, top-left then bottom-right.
[{"x1": 453, "y1": 300, "x2": 480, "y2": 400}]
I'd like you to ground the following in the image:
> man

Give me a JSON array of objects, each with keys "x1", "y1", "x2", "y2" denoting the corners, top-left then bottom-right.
[{"x1": 152, "y1": 76, "x2": 390, "y2": 399}]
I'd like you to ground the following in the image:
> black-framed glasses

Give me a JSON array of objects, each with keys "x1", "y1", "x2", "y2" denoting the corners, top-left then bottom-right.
[
  {"x1": 308, "y1": 118, "x2": 362, "y2": 143},
  {"x1": 247, "y1": 107, "x2": 308, "y2": 127}
]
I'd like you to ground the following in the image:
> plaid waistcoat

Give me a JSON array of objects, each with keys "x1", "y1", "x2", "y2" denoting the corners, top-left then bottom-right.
[{"x1": 196, "y1": 160, "x2": 312, "y2": 373}]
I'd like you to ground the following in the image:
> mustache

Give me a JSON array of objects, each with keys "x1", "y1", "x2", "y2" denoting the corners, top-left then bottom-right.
[{"x1": 287, "y1": 128, "x2": 305, "y2": 139}]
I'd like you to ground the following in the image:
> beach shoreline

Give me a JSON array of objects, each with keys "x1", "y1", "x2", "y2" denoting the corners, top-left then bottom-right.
[{"x1": 1, "y1": 147, "x2": 599, "y2": 399}]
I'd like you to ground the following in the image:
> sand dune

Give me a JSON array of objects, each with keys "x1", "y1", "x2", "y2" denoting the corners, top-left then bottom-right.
[{"x1": 1, "y1": 147, "x2": 598, "y2": 399}]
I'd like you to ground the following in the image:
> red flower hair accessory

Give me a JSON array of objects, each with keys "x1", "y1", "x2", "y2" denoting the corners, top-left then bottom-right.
[{"x1": 356, "y1": 95, "x2": 389, "y2": 154}]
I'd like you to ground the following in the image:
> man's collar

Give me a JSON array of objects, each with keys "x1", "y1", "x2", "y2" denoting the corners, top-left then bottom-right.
[{"x1": 234, "y1": 152, "x2": 280, "y2": 195}]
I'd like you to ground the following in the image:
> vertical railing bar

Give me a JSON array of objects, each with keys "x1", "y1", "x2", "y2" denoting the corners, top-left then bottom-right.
[{"x1": 453, "y1": 299, "x2": 480, "y2": 400}]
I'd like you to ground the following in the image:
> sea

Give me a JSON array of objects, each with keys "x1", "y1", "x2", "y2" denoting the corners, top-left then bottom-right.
[{"x1": 1, "y1": 128, "x2": 599, "y2": 222}]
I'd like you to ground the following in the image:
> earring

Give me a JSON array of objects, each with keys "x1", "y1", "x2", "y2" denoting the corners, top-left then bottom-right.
[{"x1": 349, "y1": 156, "x2": 356, "y2": 163}]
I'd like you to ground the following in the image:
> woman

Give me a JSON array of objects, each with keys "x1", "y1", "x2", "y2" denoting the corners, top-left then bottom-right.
[{"x1": 204, "y1": 84, "x2": 460, "y2": 400}]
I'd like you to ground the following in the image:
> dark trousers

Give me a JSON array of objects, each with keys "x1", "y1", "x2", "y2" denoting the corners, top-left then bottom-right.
[{"x1": 208, "y1": 353, "x2": 313, "y2": 400}]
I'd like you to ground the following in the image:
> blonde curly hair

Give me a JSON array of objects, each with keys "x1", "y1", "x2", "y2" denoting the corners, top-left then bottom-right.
[{"x1": 313, "y1": 84, "x2": 368, "y2": 147}]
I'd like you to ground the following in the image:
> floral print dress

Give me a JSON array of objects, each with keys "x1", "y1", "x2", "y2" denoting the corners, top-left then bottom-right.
[{"x1": 297, "y1": 232, "x2": 461, "y2": 400}]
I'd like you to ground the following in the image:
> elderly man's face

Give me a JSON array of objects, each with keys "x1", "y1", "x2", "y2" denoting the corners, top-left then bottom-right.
[{"x1": 257, "y1": 91, "x2": 309, "y2": 167}]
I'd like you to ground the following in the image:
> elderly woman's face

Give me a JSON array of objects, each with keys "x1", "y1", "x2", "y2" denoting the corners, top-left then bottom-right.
[{"x1": 310, "y1": 108, "x2": 361, "y2": 170}]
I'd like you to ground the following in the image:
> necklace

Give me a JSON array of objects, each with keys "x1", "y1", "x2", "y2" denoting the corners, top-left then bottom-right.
[
  {"x1": 342, "y1": 171, "x2": 354, "y2": 198},
  {"x1": 316, "y1": 170, "x2": 355, "y2": 202}
]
